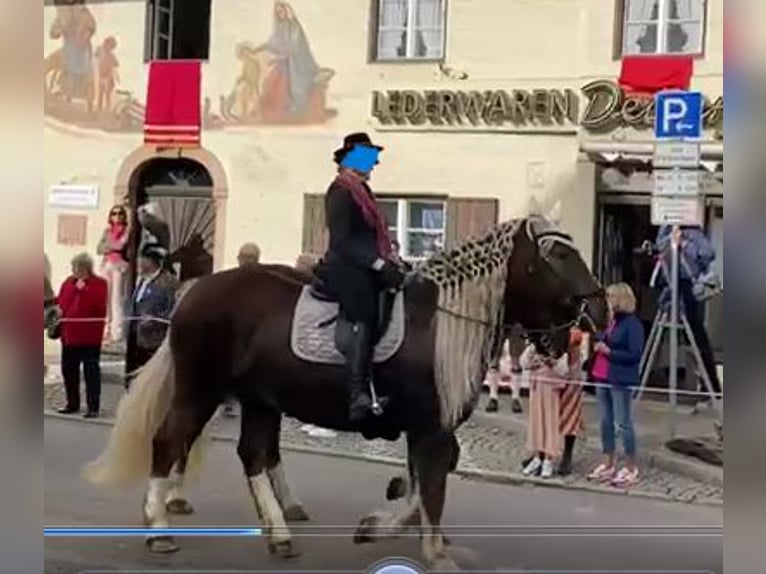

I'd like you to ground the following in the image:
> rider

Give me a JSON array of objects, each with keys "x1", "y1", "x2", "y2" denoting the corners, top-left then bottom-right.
[{"x1": 316, "y1": 132, "x2": 406, "y2": 423}]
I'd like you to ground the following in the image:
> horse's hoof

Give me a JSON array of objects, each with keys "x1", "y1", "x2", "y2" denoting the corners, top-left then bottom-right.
[
  {"x1": 146, "y1": 536, "x2": 180, "y2": 554},
  {"x1": 428, "y1": 555, "x2": 460, "y2": 571},
  {"x1": 353, "y1": 515, "x2": 379, "y2": 544},
  {"x1": 386, "y1": 476, "x2": 407, "y2": 501},
  {"x1": 283, "y1": 504, "x2": 310, "y2": 522},
  {"x1": 166, "y1": 498, "x2": 195, "y2": 515},
  {"x1": 268, "y1": 539, "x2": 300, "y2": 558}
]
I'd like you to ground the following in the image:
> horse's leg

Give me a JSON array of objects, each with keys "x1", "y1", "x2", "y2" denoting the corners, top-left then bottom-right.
[
  {"x1": 355, "y1": 437, "x2": 421, "y2": 544},
  {"x1": 412, "y1": 429, "x2": 461, "y2": 571},
  {"x1": 144, "y1": 399, "x2": 216, "y2": 554},
  {"x1": 238, "y1": 403, "x2": 298, "y2": 558},
  {"x1": 165, "y1": 454, "x2": 195, "y2": 516},
  {"x1": 265, "y1": 419, "x2": 309, "y2": 522}
]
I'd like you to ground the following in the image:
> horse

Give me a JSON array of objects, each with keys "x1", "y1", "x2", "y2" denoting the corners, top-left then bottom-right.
[{"x1": 83, "y1": 213, "x2": 608, "y2": 570}]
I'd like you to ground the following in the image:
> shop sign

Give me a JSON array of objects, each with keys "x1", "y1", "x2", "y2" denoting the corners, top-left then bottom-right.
[
  {"x1": 371, "y1": 81, "x2": 723, "y2": 134},
  {"x1": 48, "y1": 184, "x2": 100, "y2": 209}
]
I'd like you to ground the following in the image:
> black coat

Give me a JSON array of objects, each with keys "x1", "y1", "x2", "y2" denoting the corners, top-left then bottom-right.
[{"x1": 316, "y1": 180, "x2": 384, "y2": 325}]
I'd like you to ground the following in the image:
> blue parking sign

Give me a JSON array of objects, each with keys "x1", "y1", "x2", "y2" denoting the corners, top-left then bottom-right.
[{"x1": 654, "y1": 91, "x2": 704, "y2": 139}]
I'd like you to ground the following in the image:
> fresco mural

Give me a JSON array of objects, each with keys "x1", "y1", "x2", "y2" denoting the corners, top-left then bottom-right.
[
  {"x1": 219, "y1": 1, "x2": 337, "y2": 125},
  {"x1": 44, "y1": 1, "x2": 336, "y2": 133},
  {"x1": 44, "y1": 2, "x2": 145, "y2": 132}
]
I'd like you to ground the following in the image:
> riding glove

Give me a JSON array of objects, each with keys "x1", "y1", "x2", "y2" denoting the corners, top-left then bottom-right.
[{"x1": 380, "y1": 261, "x2": 406, "y2": 290}]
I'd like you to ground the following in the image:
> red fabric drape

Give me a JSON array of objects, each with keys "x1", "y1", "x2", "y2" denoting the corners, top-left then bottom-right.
[
  {"x1": 144, "y1": 60, "x2": 202, "y2": 146},
  {"x1": 619, "y1": 56, "x2": 694, "y2": 95}
]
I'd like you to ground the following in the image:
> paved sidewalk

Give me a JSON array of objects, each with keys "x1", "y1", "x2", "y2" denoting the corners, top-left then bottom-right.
[{"x1": 43, "y1": 362, "x2": 723, "y2": 505}]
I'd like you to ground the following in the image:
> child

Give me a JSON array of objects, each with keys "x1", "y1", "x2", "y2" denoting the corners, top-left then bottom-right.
[
  {"x1": 557, "y1": 328, "x2": 587, "y2": 476},
  {"x1": 484, "y1": 338, "x2": 523, "y2": 413},
  {"x1": 96, "y1": 36, "x2": 119, "y2": 112},
  {"x1": 520, "y1": 336, "x2": 569, "y2": 479}
]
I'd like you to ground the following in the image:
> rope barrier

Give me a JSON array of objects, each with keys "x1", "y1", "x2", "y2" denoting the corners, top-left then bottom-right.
[{"x1": 50, "y1": 316, "x2": 722, "y2": 399}]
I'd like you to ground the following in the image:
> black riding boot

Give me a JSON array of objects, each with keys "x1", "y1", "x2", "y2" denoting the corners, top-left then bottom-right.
[{"x1": 347, "y1": 323, "x2": 373, "y2": 423}]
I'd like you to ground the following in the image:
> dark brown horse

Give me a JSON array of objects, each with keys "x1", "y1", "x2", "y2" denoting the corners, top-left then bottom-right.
[{"x1": 84, "y1": 214, "x2": 608, "y2": 570}]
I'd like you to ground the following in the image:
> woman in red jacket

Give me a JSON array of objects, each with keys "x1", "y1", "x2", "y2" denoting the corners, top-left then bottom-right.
[{"x1": 57, "y1": 253, "x2": 108, "y2": 417}]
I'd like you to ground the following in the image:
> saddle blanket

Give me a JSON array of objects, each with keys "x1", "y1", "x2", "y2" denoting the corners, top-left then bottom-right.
[{"x1": 290, "y1": 286, "x2": 405, "y2": 365}]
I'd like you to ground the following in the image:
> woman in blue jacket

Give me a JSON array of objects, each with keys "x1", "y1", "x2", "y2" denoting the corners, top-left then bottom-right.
[{"x1": 587, "y1": 283, "x2": 645, "y2": 487}]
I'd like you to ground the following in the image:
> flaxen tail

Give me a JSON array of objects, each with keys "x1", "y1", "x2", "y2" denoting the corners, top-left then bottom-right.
[{"x1": 82, "y1": 339, "x2": 176, "y2": 488}]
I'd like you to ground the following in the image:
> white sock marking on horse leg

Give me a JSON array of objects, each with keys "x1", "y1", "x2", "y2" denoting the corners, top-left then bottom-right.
[
  {"x1": 249, "y1": 473, "x2": 291, "y2": 543},
  {"x1": 267, "y1": 463, "x2": 300, "y2": 509},
  {"x1": 418, "y1": 497, "x2": 447, "y2": 566},
  {"x1": 145, "y1": 478, "x2": 170, "y2": 530},
  {"x1": 165, "y1": 466, "x2": 185, "y2": 503}
]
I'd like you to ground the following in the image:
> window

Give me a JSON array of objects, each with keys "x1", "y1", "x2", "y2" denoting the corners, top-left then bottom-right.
[
  {"x1": 374, "y1": 0, "x2": 446, "y2": 61},
  {"x1": 621, "y1": 0, "x2": 706, "y2": 56},
  {"x1": 378, "y1": 198, "x2": 446, "y2": 260},
  {"x1": 145, "y1": 0, "x2": 211, "y2": 61}
]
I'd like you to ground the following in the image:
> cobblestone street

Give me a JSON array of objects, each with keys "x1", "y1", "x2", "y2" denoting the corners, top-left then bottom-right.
[{"x1": 44, "y1": 373, "x2": 723, "y2": 505}]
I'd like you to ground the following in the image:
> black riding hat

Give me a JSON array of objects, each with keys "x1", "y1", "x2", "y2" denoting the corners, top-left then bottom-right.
[{"x1": 333, "y1": 132, "x2": 384, "y2": 164}]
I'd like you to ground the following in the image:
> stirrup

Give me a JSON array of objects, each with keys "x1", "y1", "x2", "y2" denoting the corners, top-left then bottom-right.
[{"x1": 368, "y1": 379, "x2": 387, "y2": 416}]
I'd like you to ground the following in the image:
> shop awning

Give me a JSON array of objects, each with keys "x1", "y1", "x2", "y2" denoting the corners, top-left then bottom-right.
[
  {"x1": 144, "y1": 60, "x2": 202, "y2": 147},
  {"x1": 580, "y1": 140, "x2": 723, "y2": 171}
]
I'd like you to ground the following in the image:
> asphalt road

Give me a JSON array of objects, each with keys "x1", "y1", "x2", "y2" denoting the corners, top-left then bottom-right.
[{"x1": 45, "y1": 418, "x2": 722, "y2": 574}]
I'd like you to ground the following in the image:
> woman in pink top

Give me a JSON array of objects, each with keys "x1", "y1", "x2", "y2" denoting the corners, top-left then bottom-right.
[{"x1": 97, "y1": 205, "x2": 130, "y2": 343}]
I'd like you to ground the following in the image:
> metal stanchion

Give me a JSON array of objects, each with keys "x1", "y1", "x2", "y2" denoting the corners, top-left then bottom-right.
[{"x1": 668, "y1": 227, "x2": 680, "y2": 439}]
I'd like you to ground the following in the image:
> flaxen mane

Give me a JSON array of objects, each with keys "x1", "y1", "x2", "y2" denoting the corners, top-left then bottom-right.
[{"x1": 418, "y1": 219, "x2": 521, "y2": 428}]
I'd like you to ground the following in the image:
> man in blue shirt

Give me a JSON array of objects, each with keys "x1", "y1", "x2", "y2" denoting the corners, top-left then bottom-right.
[{"x1": 655, "y1": 225, "x2": 721, "y2": 399}]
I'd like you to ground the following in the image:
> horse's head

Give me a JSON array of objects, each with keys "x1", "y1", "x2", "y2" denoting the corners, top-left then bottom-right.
[{"x1": 504, "y1": 212, "x2": 608, "y2": 338}]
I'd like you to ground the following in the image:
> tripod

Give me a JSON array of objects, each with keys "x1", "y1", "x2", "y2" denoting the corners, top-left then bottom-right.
[{"x1": 636, "y1": 303, "x2": 721, "y2": 414}]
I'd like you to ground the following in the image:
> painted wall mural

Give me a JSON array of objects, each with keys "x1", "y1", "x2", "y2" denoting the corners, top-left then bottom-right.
[
  {"x1": 43, "y1": 1, "x2": 336, "y2": 134},
  {"x1": 44, "y1": 2, "x2": 144, "y2": 132},
  {"x1": 219, "y1": 1, "x2": 337, "y2": 125}
]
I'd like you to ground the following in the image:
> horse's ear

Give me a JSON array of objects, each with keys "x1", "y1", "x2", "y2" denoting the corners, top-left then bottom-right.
[
  {"x1": 527, "y1": 196, "x2": 543, "y2": 217},
  {"x1": 546, "y1": 200, "x2": 562, "y2": 225}
]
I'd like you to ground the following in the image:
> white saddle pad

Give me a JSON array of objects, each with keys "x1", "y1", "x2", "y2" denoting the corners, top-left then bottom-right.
[{"x1": 290, "y1": 286, "x2": 405, "y2": 365}]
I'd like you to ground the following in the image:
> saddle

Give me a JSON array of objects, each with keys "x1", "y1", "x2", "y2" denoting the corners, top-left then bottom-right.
[{"x1": 290, "y1": 278, "x2": 405, "y2": 365}]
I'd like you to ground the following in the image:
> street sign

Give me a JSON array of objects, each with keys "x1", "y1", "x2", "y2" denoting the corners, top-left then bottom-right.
[
  {"x1": 653, "y1": 170, "x2": 700, "y2": 196},
  {"x1": 48, "y1": 184, "x2": 100, "y2": 209},
  {"x1": 655, "y1": 91, "x2": 704, "y2": 139},
  {"x1": 651, "y1": 196, "x2": 704, "y2": 226},
  {"x1": 653, "y1": 141, "x2": 701, "y2": 168}
]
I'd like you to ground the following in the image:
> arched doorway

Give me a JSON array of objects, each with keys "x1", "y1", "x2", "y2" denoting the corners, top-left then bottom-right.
[{"x1": 123, "y1": 157, "x2": 215, "y2": 288}]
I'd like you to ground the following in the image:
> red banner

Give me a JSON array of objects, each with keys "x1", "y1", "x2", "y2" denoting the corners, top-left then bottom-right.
[
  {"x1": 144, "y1": 60, "x2": 201, "y2": 147},
  {"x1": 619, "y1": 56, "x2": 694, "y2": 95}
]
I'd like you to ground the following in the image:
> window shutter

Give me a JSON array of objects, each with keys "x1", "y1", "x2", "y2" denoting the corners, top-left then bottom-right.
[
  {"x1": 445, "y1": 198, "x2": 499, "y2": 249},
  {"x1": 302, "y1": 193, "x2": 328, "y2": 256},
  {"x1": 613, "y1": 0, "x2": 626, "y2": 60}
]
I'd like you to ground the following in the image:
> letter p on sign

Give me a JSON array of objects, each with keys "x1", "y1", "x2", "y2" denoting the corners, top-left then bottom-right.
[{"x1": 654, "y1": 91, "x2": 703, "y2": 140}]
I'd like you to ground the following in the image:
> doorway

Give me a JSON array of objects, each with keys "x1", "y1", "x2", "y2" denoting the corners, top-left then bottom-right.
[{"x1": 127, "y1": 157, "x2": 216, "y2": 288}]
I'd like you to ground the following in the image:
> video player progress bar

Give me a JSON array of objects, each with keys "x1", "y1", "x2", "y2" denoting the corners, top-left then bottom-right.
[{"x1": 44, "y1": 527, "x2": 262, "y2": 537}]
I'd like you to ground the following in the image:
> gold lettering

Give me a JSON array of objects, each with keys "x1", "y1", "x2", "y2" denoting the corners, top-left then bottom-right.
[
  {"x1": 621, "y1": 95, "x2": 648, "y2": 125},
  {"x1": 483, "y1": 91, "x2": 510, "y2": 124},
  {"x1": 401, "y1": 90, "x2": 426, "y2": 124},
  {"x1": 511, "y1": 90, "x2": 531, "y2": 124},
  {"x1": 439, "y1": 91, "x2": 459, "y2": 124},
  {"x1": 581, "y1": 80, "x2": 621, "y2": 129},
  {"x1": 424, "y1": 91, "x2": 443, "y2": 124},
  {"x1": 531, "y1": 90, "x2": 552, "y2": 124},
  {"x1": 371, "y1": 91, "x2": 393, "y2": 124},
  {"x1": 456, "y1": 91, "x2": 486, "y2": 125},
  {"x1": 704, "y1": 96, "x2": 724, "y2": 131}
]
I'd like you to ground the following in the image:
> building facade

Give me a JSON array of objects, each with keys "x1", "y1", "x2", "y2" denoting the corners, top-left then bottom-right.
[{"x1": 43, "y1": 0, "x2": 723, "y2": 351}]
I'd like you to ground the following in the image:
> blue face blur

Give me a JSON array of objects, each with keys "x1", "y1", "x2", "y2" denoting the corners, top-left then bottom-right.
[{"x1": 340, "y1": 145, "x2": 380, "y2": 173}]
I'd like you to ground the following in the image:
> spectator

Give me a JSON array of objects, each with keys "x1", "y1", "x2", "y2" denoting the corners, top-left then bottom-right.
[
  {"x1": 295, "y1": 253, "x2": 319, "y2": 273},
  {"x1": 587, "y1": 283, "x2": 644, "y2": 487},
  {"x1": 484, "y1": 338, "x2": 523, "y2": 414},
  {"x1": 96, "y1": 204, "x2": 130, "y2": 343},
  {"x1": 655, "y1": 225, "x2": 722, "y2": 405},
  {"x1": 237, "y1": 242, "x2": 261, "y2": 268},
  {"x1": 56, "y1": 253, "x2": 108, "y2": 418},
  {"x1": 519, "y1": 337, "x2": 570, "y2": 479},
  {"x1": 557, "y1": 328, "x2": 587, "y2": 476},
  {"x1": 391, "y1": 240, "x2": 413, "y2": 271},
  {"x1": 125, "y1": 244, "x2": 178, "y2": 388}
]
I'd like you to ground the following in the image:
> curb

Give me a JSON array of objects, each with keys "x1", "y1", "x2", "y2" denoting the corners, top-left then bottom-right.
[
  {"x1": 471, "y1": 410, "x2": 723, "y2": 488},
  {"x1": 44, "y1": 410, "x2": 722, "y2": 508}
]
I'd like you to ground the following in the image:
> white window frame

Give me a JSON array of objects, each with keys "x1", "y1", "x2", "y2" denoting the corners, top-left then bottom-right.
[
  {"x1": 621, "y1": 0, "x2": 706, "y2": 56},
  {"x1": 375, "y1": 0, "x2": 447, "y2": 61},
  {"x1": 378, "y1": 198, "x2": 447, "y2": 261}
]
